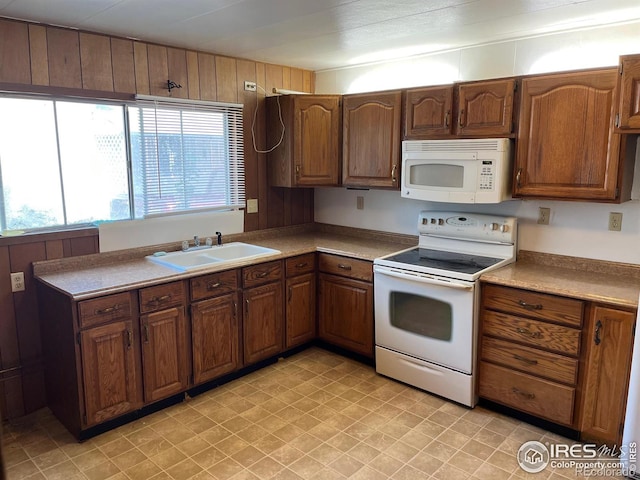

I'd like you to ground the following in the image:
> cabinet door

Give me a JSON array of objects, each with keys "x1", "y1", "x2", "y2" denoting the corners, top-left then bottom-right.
[
  {"x1": 580, "y1": 306, "x2": 635, "y2": 446},
  {"x1": 318, "y1": 273, "x2": 373, "y2": 357},
  {"x1": 343, "y1": 91, "x2": 402, "y2": 188},
  {"x1": 515, "y1": 69, "x2": 620, "y2": 201},
  {"x1": 616, "y1": 55, "x2": 640, "y2": 130},
  {"x1": 140, "y1": 307, "x2": 189, "y2": 402},
  {"x1": 295, "y1": 96, "x2": 341, "y2": 186},
  {"x1": 243, "y1": 282, "x2": 284, "y2": 364},
  {"x1": 404, "y1": 86, "x2": 453, "y2": 138},
  {"x1": 457, "y1": 79, "x2": 515, "y2": 136},
  {"x1": 80, "y1": 321, "x2": 140, "y2": 426},
  {"x1": 191, "y1": 293, "x2": 239, "y2": 384},
  {"x1": 286, "y1": 273, "x2": 316, "y2": 349}
]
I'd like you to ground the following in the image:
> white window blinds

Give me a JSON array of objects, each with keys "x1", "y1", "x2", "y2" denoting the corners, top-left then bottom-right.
[{"x1": 129, "y1": 97, "x2": 244, "y2": 218}]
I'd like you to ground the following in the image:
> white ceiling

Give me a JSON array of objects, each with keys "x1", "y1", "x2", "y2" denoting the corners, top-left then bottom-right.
[{"x1": 1, "y1": 0, "x2": 640, "y2": 71}]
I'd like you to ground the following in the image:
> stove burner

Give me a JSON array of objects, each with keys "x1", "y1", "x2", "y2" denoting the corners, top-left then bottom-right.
[{"x1": 383, "y1": 247, "x2": 504, "y2": 275}]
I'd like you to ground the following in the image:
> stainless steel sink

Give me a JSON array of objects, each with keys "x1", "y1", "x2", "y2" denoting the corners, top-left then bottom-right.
[{"x1": 146, "y1": 242, "x2": 281, "y2": 271}]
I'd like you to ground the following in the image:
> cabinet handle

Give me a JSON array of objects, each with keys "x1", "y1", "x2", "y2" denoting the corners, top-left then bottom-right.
[
  {"x1": 95, "y1": 304, "x2": 122, "y2": 315},
  {"x1": 143, "y1": 324, "x2": 149, "y2": 343},
  {"x1": 245, "y1": 299, "x2": 249, "y2": 314},
  {"x1": 517, "y1": 300, "x2": 543, "y2": 311},
  {"x1": 126, "y1": 330, "x2": 133, "y2": 348},
  {"x1": 337, "y1": 263, "x2": 352, "y2": 271},
  {"x1": 516, "y1": 327, "x2": 542, "y2": 339},
  {"x1": 516, "y1": 168, "x2": 522, "y2": 188},
  {"x1": 295, "y1": 165, "x2": 301, "y2": 176},
  {"x1": 444, "y1": 111, "x2": 450, "y2": 127},
  {"x1": 295, "y1": 262, "x2": 308, "y2": 269},
  {"x1": 594, "y1": 320, "x2": 602, "y2": 345},
  {"x1": 233, "y1": 302, "x2": 237, "y2": 318},
  {"x1": 257, "y1": 271, "x2": 268, "y2": 278},
  {"x1": 391, "y1": 164, "x2": 397, "y2": 183},
  {"x1": 150, "y1": 294, "x2": 171, "y2": 305},
  {"x1": 513, "y1": 354, "x2": 538, "y2": 366},
  {"x1": 288, "y1": 286, "x2": 292, "y2": 302},
  {"x1": 512, "y1": 387, "x2": 535, "y2": 400},
  {"x1": 458, "y1": 109, "x2": 465, "y2": 127},
  {"x1": 206, "y1": 282, "x2": 222, "y2": 290}
]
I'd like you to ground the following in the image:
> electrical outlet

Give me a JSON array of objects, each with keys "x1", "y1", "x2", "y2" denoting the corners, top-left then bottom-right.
[
  {"x1": 11, "y1": 272, "x2": 25, "y2": 292},
  {"x1": 246, "y1": 198, "x2": 258, "y2": 214},
  {"x1": 356, "y1": 196, "x2": 364, "y2": 210},
  {"x1": 609, "y1": 212, "x2": 623, "y2": 231},
  {"x1": 537, "y1": 207, "x2": 550, "y2": 225},
  {"x1": 244, "y1": 81, "x2": 257, "y2": 92}
]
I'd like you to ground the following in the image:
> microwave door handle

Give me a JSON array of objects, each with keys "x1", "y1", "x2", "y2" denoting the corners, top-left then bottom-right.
[{"x1": 375, "y1": 266, "x2": 473, "y2": 290}]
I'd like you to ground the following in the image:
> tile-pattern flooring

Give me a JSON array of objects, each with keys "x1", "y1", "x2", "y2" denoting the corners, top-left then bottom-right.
[{"x1": 1, "y1": 348, "x2": 621, "y2": 480}]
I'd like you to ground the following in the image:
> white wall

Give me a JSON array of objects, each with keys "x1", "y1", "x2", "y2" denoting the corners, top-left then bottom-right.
[{"x1": 314, "y1": 21, "x2": 640, "y2": 264}]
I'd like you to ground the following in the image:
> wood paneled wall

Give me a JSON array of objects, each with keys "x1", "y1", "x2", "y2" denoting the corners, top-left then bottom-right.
[{"x1": 0, "y1": 17, "x2": 315, "y2": 419}]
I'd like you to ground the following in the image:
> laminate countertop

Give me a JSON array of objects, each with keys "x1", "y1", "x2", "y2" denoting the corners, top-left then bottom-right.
[
  {"x1": 33, "y1": 225, "x2": 415, "y2": 301},
  {"x1": 480, "y1": 250, "x2": 640, "y2": 310}
]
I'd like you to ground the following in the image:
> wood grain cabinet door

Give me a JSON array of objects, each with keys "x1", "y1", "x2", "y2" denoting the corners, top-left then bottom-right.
[
  {"x1": 191, "y1": 293, "x2": 239, "y2": 385},
  {"x1": 404, "y1": 86, "x2": 454, "y2": 138},
  {"x1": 514, "y1": 69, "x2": 621, "y2": 201},
  {"x1": 342, "y1": 91, "x2": 402, "y2": 188},
  {"x1": 580, "y1": 305, "x2": 635, "y2": 446},
  {"x1": 616, "y1": 55, "x2": 640, "y2": 130},
  {"x1": 80, "y1": 321, "x2": 139, "y2": 426},
  {"x1": 285, "y1": 273, "x2": 316, "y2": 349},
  {"x1": 318, "y1": 273, "x2": 373, "y2": 357},
  {"x1": 243, "y1": 282, "x2": 284, "y2": 364},
  {"x1": 140, "y1": 307, "x2": 189, "y2": 402},
  {"x1": 456, "y1": 79, "x2": 516, "y2": 136}
]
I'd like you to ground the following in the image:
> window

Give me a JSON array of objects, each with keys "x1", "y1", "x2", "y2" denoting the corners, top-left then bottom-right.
[{"x1": 0, "y1": 94, "x2": 244, "y2": 232}]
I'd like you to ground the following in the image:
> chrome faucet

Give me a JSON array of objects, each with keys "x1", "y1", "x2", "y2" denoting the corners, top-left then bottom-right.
[{"x1": 194, "y1": 235, "x2": 200, "y2": 247}]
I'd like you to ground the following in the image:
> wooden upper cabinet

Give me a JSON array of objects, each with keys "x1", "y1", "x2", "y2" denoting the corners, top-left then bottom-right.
[
  {"x1": 456, "y1": 79, "x2": 516, "y2": 136},
  {"x1": 267, "y1": 95, "x2": 341, "y2": 187},
  {"x1": 580, "y1": 305, "x2": 635, "y2": 446},
  {"x1": 80, "y1": 33, "x2": 114, "y2": 92},
  {"x1": 343, "y1": 90, "x2": 402, "y2": 188},
  {"x1": 404, "y1": 85, "x2": 453, "y2": 138},
  {"x1": 47, "y1": 27, "x2": 82, "y2": 89},
  {"x1": 403, "y1": 79, "x2": 516, "y2": 139},
  {"x1": 0, "y1": 19, "x2": 31, "y2": 84},
  {"x1": 615, "y1": 54, "x2": 640, "y2": 131},
  {"x1": 514, "y1": 68, "x2": 631, "y2": 202}
]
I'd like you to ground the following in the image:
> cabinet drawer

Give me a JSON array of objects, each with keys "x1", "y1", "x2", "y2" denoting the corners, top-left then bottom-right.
[
  {"x1": 285, "y1": 253, "x2": 315, "y2": 277},
  {"x1": 481, "y1": 336, "x2": 578, "y2": 385},
  {"x1": 191, "y1": 270, "x2": 238, "y2": 301},
  {"x1": 479, "y1": 361, "x2": 575, "y2": 426},
  {"x1": 78, "y1": 292, "x2": 133, "y2": 328},
  {"x1": 483, "y1": 284, "x2": 584, "y2": 327},
  {"x1": 242, "y1": 261, "x2": 283, "y2": 288},
  {"x1": 318, "y1": 253, "x2": 372, "y2": 282},
  {"x1": 139, "y1": 281, "x2": 185, "y2": 313},
  {"x1": 482, "y1": 310, "x2": 580, "y2": 356}
]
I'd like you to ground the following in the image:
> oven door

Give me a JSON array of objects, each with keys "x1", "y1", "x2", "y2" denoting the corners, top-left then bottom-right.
[{"x1": 374, "y1": 264, "x2": 478, "y2": 374}]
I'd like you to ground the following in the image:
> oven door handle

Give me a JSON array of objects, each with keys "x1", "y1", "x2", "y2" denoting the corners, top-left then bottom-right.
[{"x1": 374, "y1": 266, "x2": 474, "y2": 290}]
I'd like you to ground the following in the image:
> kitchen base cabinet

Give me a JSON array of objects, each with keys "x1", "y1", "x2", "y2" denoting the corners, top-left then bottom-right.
[
  {"x1": 191, "y1": 293, "x2": 239, "y2": 385},
  {"x1": 80, "y1": 320, "x2": 140, "y2": 426},
  {"x1": 285, "y1": 254, "x2": 316, "y2": 349},
  {"x1": 318, "y1": 253, "x2": 373, "y2": 357},
  {"x1": 242, "y1": 261, "x2": 284, "y2": 365},
  {"x1": 140, "y1": 306, "x2": 189, "y2": 403},
  {"x1": 579, "y1": 305, "x2": 635, "y2": 446}
]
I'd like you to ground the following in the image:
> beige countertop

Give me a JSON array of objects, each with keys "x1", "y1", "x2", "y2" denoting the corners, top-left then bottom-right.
[
  {"x1": 480, "y1": 251, "x2": 640, "y2": 309},
  {"x1": 34, "y1": 226, "x2": 415, "y2": 301}
]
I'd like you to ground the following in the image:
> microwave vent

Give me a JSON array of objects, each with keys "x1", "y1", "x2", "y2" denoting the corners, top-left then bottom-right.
[{"x1": 403, "y1": 138, "x2": 509, "y2": 153}]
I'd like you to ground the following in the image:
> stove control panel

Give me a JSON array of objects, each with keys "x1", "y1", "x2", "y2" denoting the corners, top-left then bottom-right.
[{"x1": 418, "y1": 211, "x2": 517, "y2": 244}]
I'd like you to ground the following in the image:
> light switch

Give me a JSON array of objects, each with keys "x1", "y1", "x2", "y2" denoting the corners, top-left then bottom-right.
[{"x1": 247, "y1": 199, "x2": 258, "y2": 214}]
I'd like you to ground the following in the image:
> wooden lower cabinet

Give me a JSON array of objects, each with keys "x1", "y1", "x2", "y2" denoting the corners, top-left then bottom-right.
[
  {"x1": 140, "y1": 306, "x2": 189, "y2": 403},
  {"x1": 191, "y1": 293, "x2": 239, "y2": 384},
  {"x1": 286, "y1": 273, "x2": 316, "y2": 348},
  {"x1": 80, "y1": 320, "x2": 140, "y2": 427},
  {"x1": 243, "y1": 282, "x2": 284, "y2": 364},
  {"x1": 318, "y1": 272, "x2": 373, "y2": 357},
  {"x1": 580, "y1": 305, "x2": 635, "y2": 446},
  {"x1": 479, "y1": 283, "x2": 636, "y2": 446}
]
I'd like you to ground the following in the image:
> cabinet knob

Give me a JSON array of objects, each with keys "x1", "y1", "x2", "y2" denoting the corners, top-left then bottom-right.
[
  {"x1": 391, "y1": 164, "x2": 397, "y2": 183},
  {"x1": 594, "y1": 319, "x2": 603, "y2": 345},
  {"x1": 337, "y1": 263, "x2": 352, "y2": 271},
  {"x1": 516, "y1": 327, "x2": 542, "y2": 339},
  {"x1": 516, "y1": 168, "x2": 522, "y2": 188},
  {"x1": 458, "y1": 109, "x2": 465, "y2": 127},
  {"x1": 206, "y1": 282, "x2": 222, "y2": 290},
  {"x1": 517, "y1": 300, "x2": 542, "y2": 311}
]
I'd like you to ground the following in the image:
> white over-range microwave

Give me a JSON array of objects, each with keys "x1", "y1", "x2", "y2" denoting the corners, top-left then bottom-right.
[{"x1": 401, "y1": 138, "x2": 512, "y2": 204}]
